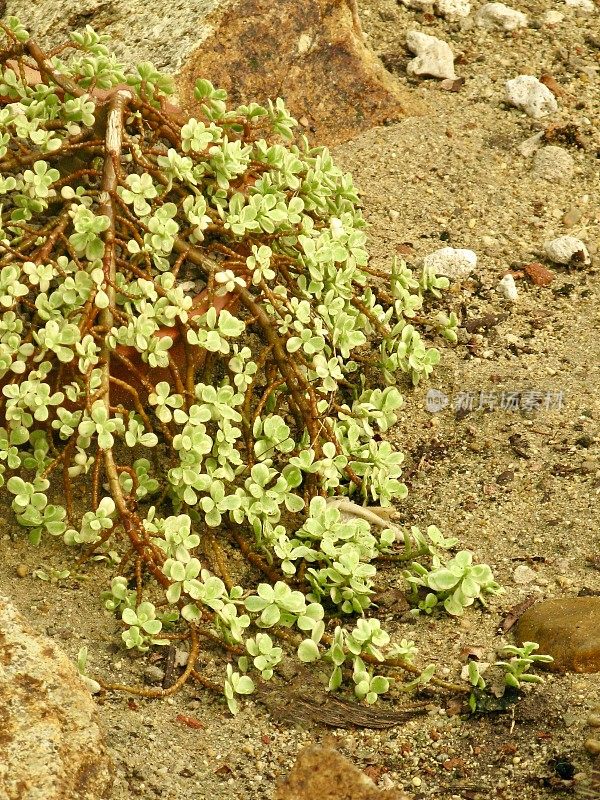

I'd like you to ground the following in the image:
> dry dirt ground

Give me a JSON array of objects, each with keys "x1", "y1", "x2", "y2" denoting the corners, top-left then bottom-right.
[{"x1": 1, "y1": 1, "x2": 600, "y2": 798}]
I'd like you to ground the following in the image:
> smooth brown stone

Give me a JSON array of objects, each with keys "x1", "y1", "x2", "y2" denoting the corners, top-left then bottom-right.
[{"x1": 515, "y1": 597, "x2": 600, "y2": 673}]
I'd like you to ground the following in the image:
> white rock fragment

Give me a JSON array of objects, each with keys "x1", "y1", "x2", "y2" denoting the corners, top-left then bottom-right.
[
  {"x1": 496, "y1": 274, "x2": 518, "y2": 300},
  {"x1": 475, "y1": 2, "x2": 528, "y2": 30},
  {"x1": 406, "y1": 31, "x2": 456, "y2": 80},
  {"x1": 436, "y1": 0, "x2": 472, "y2": 18},
  {"x1": 423, "y1": 247, "x2": 476, "y2": 279},
  {"x1": 399, "y1": 0, "x2": 471, "y2": 14},
  {"x1": 565, "y1": 0, "x2": 596, "y2": 12},
  {"x1": 297, "y1": 33, "x2": 313, "y2": 54},
  {"x1": 513, "y1": 564, "x2": 538, "y2": 584},
  {"x1": 518, "y1": 131, "x2": 544, "y2": 157},
  {"x1": 399, "y1": 0, "x2": 434, "y2": 10},
  {"x1": 532, "y1": 146, "x2": 574, "y2": 183},
  {"x1": 541, "y1": 9, "x2": 565, "y2": 23},
  {"x1": 544, "y1": 236, "x2": 591, "y2": 265},
  {"x1": 505, "y1": 75, "x2": 558, "y2": 118}
]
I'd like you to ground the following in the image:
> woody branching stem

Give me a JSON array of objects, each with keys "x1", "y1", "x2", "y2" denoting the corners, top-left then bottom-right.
[{"x1": 98, "y1": 89, "x2": 134, "y2": 521}]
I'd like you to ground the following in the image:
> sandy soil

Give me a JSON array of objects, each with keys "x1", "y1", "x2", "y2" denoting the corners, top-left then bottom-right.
[{"x1": 1, "y1": 0, "x2": 599, "y2": 798}]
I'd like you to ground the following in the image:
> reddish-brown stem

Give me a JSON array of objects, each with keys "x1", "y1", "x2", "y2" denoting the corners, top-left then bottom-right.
[
  {"x1": 99, "y1": 623, "x2": 201, "y2": 696},
  {"x1": 205, "y1": 530, "x2": 233, "y2": 591},
  {"x1": 108, "y1": 376, "x2": 154, "y2": 431},
  {"x1": 230, "y1": 529, "x2": 282, "y2": 583}
]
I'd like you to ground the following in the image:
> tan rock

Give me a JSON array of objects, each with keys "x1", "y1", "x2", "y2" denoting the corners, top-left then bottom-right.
[
  {"x1": 274, "y1": 742, "x2": 411, "y2": 800},
  {"x1": 178, "y1": 0, "x2": 423, "y2": 145},
  {"x1": 0, "y1": 596, "x2": 112, "y2": 800},
  {"x1": 515, "y1": 597, "x2": 600, "y2": 673}
]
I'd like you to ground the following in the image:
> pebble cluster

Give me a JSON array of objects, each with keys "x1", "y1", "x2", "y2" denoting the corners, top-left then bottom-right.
[{"x1": 398, "y1": 0, "x2": 594, "y2": 300}]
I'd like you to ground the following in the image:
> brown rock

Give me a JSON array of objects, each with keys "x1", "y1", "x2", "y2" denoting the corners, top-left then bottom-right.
[
  {"x1": 0, "y1": 596, "x2": 112, "y2": 799},
  {"x1": 515, "y1": 597, "x2": 600, "y2": 673},
  {"x1": 539, "y1": 72, "x2": 567, "y2": 99},
  {"x1": 178, "y1": 0, "x2": 423, "y2": 145},
  {"x1": 274, "y1": 743, "x2": 411, "y2": 799},
  {"x1": 524, "y1": 262, "x2": 555, "y2": 286}
]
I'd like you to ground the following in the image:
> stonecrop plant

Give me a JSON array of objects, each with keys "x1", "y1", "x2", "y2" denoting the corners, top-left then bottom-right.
[{"x1": 0, "y1": 19, "x2": 546, "y2": 714}]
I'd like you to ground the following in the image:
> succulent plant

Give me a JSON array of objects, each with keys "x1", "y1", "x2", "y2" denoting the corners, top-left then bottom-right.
[{"x1": 0, "y1": 19, "x2": 539, "y2": 715}]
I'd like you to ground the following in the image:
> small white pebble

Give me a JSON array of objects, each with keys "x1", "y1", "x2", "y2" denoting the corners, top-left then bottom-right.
[
  {"x1": 506, "y1": 75, "x2": 558, "y2": 119},
  {"x1": 406, "y1": 31, "x2": 457, "y2": 80},
  {"x1": 532, "y1": 146, "x2": 574, "y2": 183},
  {"x1": 436, "y1": 0, "x2": 471, "y2": 18},
  {"x1": 475, "y1": 2, "x2": 528, "y2": 30},
  {"x1": 496, "y1": 274, "x2": 518, "y2": 300},
  {"x1": 541, "y1": 9, "x2": 564, "y2": 23},
  {"x1": 564, "y1": 0, "x2": 596, "y2": 12},
  {"x1": 544, "y1": 236, "x2": 591, "y2": 265},
  {"x1": 423, "y1": 247, "x2": 477, "y2": 278},
  {"x1": 513, "y1": 564, "x2": 538, "y2": 584}
]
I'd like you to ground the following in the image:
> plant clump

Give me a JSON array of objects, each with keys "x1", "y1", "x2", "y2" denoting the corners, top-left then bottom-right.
[{"x1": 0, "y1": 20, "x2": 544, "y2": 713}]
